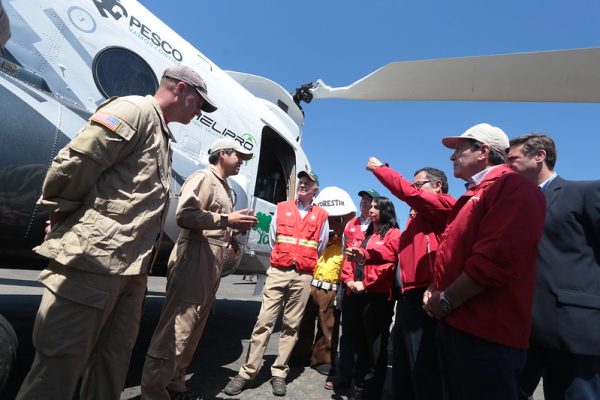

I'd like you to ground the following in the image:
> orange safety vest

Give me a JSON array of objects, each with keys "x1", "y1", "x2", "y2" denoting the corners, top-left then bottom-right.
[{"x1": 270, "y1": 200, "x2": 328, "y2": 273}]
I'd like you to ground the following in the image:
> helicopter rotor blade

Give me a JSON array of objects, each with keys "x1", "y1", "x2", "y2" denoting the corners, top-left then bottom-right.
[{"x1": 310, "y1": 48, "x2": 600, "y2": 103}]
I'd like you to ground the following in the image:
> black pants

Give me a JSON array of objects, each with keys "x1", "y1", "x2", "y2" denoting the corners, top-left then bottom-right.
[
  {"x1": 392, "y1": 287, "x2": 441, "y2": 400},
  {"x1": 337, "y1": 284, "x2": 356, "y2": 380},
  {"x1": 346, "y1": 292, "x2": 393, "y2": 399},
  {"x1": 437, "y1": 323, "x2": 526, "y2": 400}
]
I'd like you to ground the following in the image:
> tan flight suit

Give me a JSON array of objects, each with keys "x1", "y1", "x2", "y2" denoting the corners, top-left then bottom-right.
[
  {"x1": 141, "y1": 165, "x2": 234, "y2": 399},
  {"x1": 17, "y1": 95, "x2": 173, "y2": 400},
  {"x1": 0, "y1": 0, "x2": 10, "y2": 50}
]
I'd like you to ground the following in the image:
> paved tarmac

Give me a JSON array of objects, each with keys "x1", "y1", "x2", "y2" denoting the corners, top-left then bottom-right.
[{"x1": 0, "y1": 269, "x2": 544, "y2": 400}]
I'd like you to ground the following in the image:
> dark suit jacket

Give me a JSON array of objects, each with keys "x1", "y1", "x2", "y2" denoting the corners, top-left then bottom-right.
[{"x1": 531, "y1": 176, "x2": 600, "y2": 356}]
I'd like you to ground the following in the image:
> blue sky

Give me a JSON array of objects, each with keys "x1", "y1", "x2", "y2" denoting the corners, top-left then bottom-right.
[{"x1": 142, "y1": 0, "x2": 600, "y2": 221}]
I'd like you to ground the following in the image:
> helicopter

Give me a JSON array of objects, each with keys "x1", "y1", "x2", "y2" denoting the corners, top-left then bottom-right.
[
  {"x1": 2, "y1": 0, "x2": 600, "y2": 279},
  {"x1": 0, "y1": 0, "x2": 315, "y2": 276}
]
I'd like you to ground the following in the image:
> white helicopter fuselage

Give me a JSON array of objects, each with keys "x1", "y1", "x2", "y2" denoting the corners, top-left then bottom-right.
[{"x1": 0, "y1": 0, "x2": 309, "y2": 274}]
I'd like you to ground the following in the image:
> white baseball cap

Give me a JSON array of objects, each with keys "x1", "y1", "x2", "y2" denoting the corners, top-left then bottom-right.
[
  {"x1": 442, "y1": 123, "x2": 509, "y2": 153},
  {"x1": 209, "y1": 138, "x2": 253, "y2": 160}
]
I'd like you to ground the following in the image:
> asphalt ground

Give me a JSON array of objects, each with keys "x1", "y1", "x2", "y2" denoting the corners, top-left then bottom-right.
[{"x1": 0, "y1": 269, "x2": 543, "y2": 399}]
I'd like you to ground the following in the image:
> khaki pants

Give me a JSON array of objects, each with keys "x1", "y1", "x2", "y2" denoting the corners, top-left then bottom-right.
[
  {"x1": 141, "y1": 239, "x2": 223, "y2": 399},
  {"x1": 239, "y1": 266, "x2": 313, "y2": 380},
  {"x1": 16, "y1": 261, "x2": 147, "y2": 400}
]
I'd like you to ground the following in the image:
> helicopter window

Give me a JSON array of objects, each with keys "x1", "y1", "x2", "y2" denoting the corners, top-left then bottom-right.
[
  {"x1": 254, "y1": 127, "x2": 295, "y2": 204},
  {"x1": 92, "y1": 46, "x2": 158, "y2": 99}
]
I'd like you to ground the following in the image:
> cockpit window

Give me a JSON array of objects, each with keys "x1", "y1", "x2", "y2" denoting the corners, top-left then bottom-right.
[{"x1": 92, "y1": 46, "x2": 158, "y2": 99}]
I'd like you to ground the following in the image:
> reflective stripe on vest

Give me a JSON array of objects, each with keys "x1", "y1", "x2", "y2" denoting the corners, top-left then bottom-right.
[{"x1": 275, "y1": 235, "x2": 318, "y2": 249}]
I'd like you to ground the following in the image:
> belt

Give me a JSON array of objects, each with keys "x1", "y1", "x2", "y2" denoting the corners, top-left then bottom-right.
[{"x1": 311, "y1": 279, "x2": 338, "y2": 291}]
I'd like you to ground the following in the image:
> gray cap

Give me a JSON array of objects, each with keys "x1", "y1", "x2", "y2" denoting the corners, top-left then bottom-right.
[
  {"x1": 209, "y1": 138, "x2": 253, "y2": 160},
  {"x1": 162, "y1": 65, "x2": 217, "y2": 113},
  {"x1": 442, "y1": 123, "x2": 509, "y2": 153}
]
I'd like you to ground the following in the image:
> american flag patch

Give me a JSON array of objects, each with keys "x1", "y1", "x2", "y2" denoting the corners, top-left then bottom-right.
[{"x1": 91, "y1": 111, "x2": 121, "y2": 132}]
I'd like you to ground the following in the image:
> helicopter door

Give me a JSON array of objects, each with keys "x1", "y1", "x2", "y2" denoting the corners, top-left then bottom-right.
[
  {"x1": 253, "y1": 126, "x2": 296, "y2": 203},
  {"x1": 240, "y1": 126, "x2": 296, "y2": 275}
]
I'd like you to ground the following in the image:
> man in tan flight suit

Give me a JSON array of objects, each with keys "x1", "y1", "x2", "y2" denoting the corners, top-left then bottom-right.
[
  {"x1": 16, "y1": 65, "x2": 217, "y2": 400},
  {"x1": 0, "y1": 0, "x2": 10, "y2": 54},
  {"x1": 141, "y1": 138, "x2": 258, "y2": 400}
]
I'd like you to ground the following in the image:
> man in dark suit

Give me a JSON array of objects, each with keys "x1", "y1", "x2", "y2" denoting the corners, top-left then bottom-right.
[{"x1": 508, "y1": 134, "x2": 600, "y2": 400}]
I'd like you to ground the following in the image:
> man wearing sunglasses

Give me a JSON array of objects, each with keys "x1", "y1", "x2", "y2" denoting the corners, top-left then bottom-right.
[{"x1": 366, "y1": 158, "x2": 455, "y2": 400}]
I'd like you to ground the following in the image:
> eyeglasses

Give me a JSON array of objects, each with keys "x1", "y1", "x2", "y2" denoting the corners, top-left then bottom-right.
[{"x1": 413, "y1": 180, "x2": 431, "y2": 188}]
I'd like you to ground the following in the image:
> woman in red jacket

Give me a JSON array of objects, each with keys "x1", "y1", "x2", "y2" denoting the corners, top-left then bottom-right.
[{"x1": 342, "y1": 196, "x2": 401, "y2": 400}]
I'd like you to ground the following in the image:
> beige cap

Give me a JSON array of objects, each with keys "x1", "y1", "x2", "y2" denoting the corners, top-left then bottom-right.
[
  {"x1": 209, "y1": 138, "x2": 253, "y2": 160},
  {"x1": 162, "y1": 65, "x2": 217, "y2": 113},
  {"x1": 442, "y1": 123, "x2": 509, "y2": 153}
]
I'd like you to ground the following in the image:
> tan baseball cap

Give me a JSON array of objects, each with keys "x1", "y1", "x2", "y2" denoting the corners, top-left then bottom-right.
[
  {"x1": 209, "y1": 138, "x2": 253, "y2": 160},
  {"x1": 162, "y1": 65, "x2": 217, "y2": 113},
  {"x1": 442, "y1": 123, "x2": 509, "y2": 153}
]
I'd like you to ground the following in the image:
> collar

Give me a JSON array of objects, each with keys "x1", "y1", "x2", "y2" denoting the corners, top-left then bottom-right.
[
  {"x1": 149, "y1": 95, "x2": 176, "y2": 143},
  {"x1": 539, "y1": 172, "x2": 557, "y2": 192},
  {"x1": 296, "y1": 199, "x2": 315, "y2": 211},
  {"x1": 465, "y1": 165, "x2": 500, "y2": 190},
  {"x1": 208, "y1": 164, "x2": 231, "y2": 186}
]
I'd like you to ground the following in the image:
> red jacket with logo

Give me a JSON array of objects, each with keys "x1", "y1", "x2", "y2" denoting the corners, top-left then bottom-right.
[
  {"x1": 341, "y1": 216, "x2": 367, "y2": 278},
  {"x1": 434, "y1": 165, "x2": 545, "y2": 349},
  {"x1": 270, "y1": 200, "x2": 328, "y2": 273},
  {"x1": 341, "y1": 227, "x2": 401, "y2": 297},
  {"x1": 373, "y1": 166, "x2": 455, "y2": 292}
]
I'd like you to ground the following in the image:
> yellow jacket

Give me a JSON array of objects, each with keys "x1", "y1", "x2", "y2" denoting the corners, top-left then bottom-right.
[{"x1": 312, "y1": 243, "x2": 343, "y2": 283}]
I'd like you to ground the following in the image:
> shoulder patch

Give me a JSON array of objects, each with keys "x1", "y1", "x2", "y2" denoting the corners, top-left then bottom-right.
[{"x1": 91, "y1": 111, "x2": 122, "y2": 132}]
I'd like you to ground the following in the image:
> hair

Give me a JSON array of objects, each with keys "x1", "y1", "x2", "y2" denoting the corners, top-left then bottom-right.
[
  {"x1": 366, "y1": 196, "x2": 399, "y2": 238},
  {"x1": 159, "y1": 76, "x2": 178, "y2": 89},
  {"x1": 208, "y1": 148, "x2": 235, "y2": 165},
  {"x1": 414, "y1": 167, "x2": 449, "y2": 194},
  {"x1": 159, "y1": 77, "x2": 196, "y2": 97},
  {"x1": 509, "y1": 134, "x2": 557, "y2": 170},
  {"x1": 468, "y1": 139, "x2": 506, "y2": 165}
]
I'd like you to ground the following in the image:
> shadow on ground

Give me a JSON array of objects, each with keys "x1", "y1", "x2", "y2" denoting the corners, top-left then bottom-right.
[{"x1": 0, "y1": 294, "x2": 263, "y2": 400}]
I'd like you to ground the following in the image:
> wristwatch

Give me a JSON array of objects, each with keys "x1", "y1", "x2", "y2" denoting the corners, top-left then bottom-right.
[
  {"x1": 439, "y1": 291, "x2": 452, "y2": 313},
  {"x1": 220, "y1": 214, "x2": 228, "y2": 228}
]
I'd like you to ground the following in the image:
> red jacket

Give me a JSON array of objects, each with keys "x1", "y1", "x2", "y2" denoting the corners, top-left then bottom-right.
[
  {"x1": 434, "y1": 165, "x2": 545, "y2": 349},
  {"x1": 341, "y1": 216, "x2": 367, "y2": 279},
  {"x1": 341, "y1": 227, "x2": 401, "y2": 297},
  {"x1": 270, "y1": 200, "x2": 328, "y2": 273},
  {"x1": 374, "y1": 166, "x2": 455, "y2": 292}
]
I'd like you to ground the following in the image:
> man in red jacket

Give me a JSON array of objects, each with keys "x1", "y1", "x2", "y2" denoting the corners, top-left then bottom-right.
[
  {"x1": 366, "y1": 159, "x2": 455, "y2": 400},
  {"x1": 423, "y1": 123, "x2": 546, "y2": 400}
]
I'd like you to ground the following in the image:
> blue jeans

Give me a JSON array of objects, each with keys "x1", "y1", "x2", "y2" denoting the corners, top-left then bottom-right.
[
  {"x1": 437, "y1": 323, "x2": 526, "y2": 400},
  {"x1": 519, "y1": 345, "x2": 600, "y2": 400}
]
